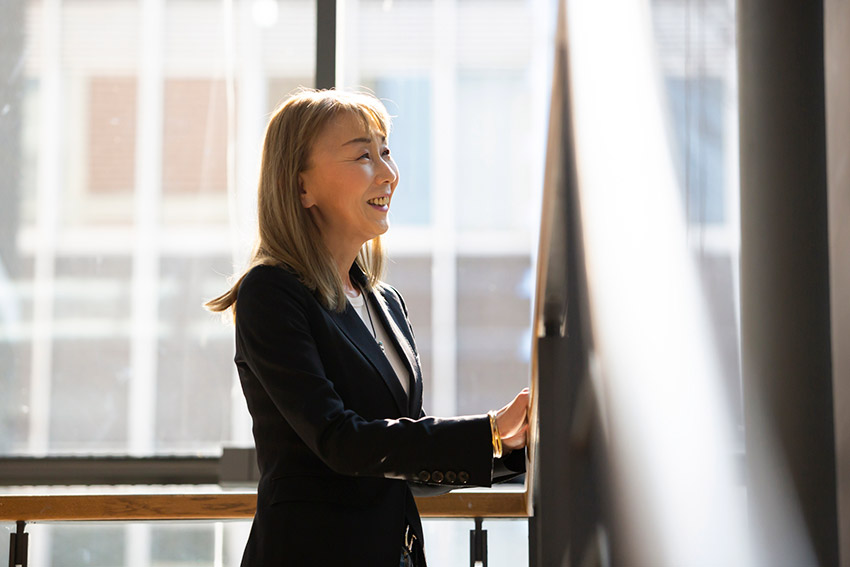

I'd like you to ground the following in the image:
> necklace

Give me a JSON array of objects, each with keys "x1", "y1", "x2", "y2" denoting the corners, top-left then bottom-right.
[{"x1": 362, "y1": 295, "x2": 386, "y2": 354}]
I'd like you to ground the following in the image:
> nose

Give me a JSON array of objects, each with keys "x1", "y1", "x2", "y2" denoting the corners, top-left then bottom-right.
[{"x1": 377, "y1": 155, "x2": 398, "y2": 186}]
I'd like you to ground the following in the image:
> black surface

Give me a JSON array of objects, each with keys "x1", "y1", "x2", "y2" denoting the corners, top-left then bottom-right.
[{"x1": 738, "y1": 1, "x2": 838, "y2": 565}]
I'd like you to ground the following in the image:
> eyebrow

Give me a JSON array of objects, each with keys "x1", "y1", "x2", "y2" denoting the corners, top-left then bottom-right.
[{"x1": 342, "y1": 135, "x2": 386, "y2": 146}]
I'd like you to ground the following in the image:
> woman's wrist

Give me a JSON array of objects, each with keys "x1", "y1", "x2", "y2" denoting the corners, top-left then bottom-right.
[{"x1": 487, "y1": 410, "x2": 503, "y2": 459}]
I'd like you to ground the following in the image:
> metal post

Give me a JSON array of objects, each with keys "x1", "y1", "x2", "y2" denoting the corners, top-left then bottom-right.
[
  {"x1": 469, "y1": 517, "x2": 487, "y2": 567},
  {"x1": 8, "y1": 521, "x2": 28, "y2": 567},
  {"x1": 315, "y1": 0, "x2": 336, "y2": 89},
  {"x1": 738, "y1": 1, "x2": 837, "y2": 565}
]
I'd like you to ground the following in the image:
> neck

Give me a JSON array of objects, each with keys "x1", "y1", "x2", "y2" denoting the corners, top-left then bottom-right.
[{"x1": 326, "y1": 240, "x2": 362, "y2": 293}]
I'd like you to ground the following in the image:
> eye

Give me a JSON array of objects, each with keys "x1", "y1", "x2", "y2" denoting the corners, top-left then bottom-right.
[
  {"x1": 357, "y1": 152, "x2": 370, "y2": 160},
  {"x1": 382, "y1": 148, "x2": 391, "y2": 157}
]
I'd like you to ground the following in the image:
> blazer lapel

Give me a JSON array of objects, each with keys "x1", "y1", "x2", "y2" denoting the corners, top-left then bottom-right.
[
  {"x1": 327, "y1": 300, "x2": 409, "y2": 417},
  {"x1": 370, "y1": 289, "x2": 422, "y2": 418}
]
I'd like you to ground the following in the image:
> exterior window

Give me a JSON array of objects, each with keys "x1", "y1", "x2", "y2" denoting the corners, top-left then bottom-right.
[
  {"x1": 665, "y1": 76, "x2": 727, "y2": 225},
  {"x1": 372, "y1": 76, "x2": 433, "y2": 226},
  {"x1": 162, "y1": 79, "x2": 228, "y2": 195},
  {"x1": 88, "y1": 78, "x2": 137, "y2": 195}
]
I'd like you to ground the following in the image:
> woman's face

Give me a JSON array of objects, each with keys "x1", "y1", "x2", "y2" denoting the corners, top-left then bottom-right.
[{"x1": 298, "y1": 111, "x2": 399, "y2": 254}]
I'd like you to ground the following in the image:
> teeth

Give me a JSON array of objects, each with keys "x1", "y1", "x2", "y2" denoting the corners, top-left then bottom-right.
[{"x1": 368, "y1": 196, "x2": 390, "y2": 206}]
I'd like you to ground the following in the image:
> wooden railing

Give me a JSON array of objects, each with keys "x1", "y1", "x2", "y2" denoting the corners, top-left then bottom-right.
[{"x1": 0, "y1": 486, "x2": 529, "y2": 522}]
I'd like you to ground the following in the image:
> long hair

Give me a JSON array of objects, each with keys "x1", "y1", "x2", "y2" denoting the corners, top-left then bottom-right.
[{"x1": 205, "y1": 89, "x2": 391, "y2": 315}]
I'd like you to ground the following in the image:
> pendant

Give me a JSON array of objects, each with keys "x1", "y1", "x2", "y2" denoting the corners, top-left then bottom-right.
[{"x1": 377, "y1": 340, "x2": 385, "y2": 353}]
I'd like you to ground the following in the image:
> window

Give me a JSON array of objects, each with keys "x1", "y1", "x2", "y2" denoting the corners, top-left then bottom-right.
[{"x1": 1, "y1": 0, "x2": 317, "y2": 456}]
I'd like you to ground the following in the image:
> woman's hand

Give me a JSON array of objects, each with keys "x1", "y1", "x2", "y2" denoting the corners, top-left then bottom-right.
[{"x1": 494, "y1": 387, "x2": 529, "y2": 452}]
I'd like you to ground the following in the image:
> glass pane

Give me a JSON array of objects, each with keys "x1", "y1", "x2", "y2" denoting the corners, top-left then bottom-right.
[
  {"x1": 0, "y1": 521, "x2": 252, "y2": 567},
  {"x1": 155, "y1": 255, "x2": 235, "y2": 452},
  {"x1": 456, "y1": 70, "x2": 535, "y2": 232},
  {"x1": 0, "y1": 0, "x2": 316, "y2": 456},
  {"x1": 1, "y1": 518, "x2": 525, "y2": 566},
  {"x1": 456, "y1": 256, "x2": 532, "y2": 416},
  {"x1": 423, "y1": 518, "x2": 528, "y2": 567},
  {"x1": 49, "y1": 257, "x2": 132, "y2": 453},
  {"x1": 51, "y1": 524, "x2": 126, "y2": 566},
  {"x1": 1, "y1": 522, "x2": 13, "y2": 561}
]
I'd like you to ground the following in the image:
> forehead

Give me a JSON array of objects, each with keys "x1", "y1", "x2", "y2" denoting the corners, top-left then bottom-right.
[{"x1": 313, "y1": 110, "x2": 387, "y2": 150}]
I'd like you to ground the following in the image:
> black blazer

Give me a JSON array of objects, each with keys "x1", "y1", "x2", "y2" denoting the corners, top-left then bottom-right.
[{"x1": 234, "y1": 263, "x2": 524, "y2": 566}]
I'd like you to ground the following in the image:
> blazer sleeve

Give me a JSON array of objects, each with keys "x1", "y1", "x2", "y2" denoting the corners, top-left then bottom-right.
[{"x1": 235, "y1": 267, "x2": 497, "y2": 487}]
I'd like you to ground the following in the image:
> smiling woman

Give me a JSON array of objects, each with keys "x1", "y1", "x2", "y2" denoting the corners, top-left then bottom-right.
[
  {"x1": 299, "y1": 111, "x2": 399, "y2": 275},
  {"x1": 204, "y1": 89, "x2": 529, "y2": 566}
]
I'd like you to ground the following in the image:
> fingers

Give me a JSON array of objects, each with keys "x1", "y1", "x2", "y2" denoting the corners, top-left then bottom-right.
[
  {"x1": 502, "y1": 422, "x2": 528, "y2": 451},
  {"x1": 510, "y1": 387, "x2": 530, "y2": 405},
  {"x1": 500, "y1": 388, "x2": 529, "y2": 417}
]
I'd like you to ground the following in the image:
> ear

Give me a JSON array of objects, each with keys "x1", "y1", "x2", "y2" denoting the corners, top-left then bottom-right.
[{"x1": 298, "y1": 173, "x2": 316, "y2": 208}]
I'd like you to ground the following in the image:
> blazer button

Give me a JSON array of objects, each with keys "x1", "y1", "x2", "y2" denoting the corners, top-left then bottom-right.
[
  {"x1": 458, "y1": 471, "x2": 470, "y2": 484},
  {"x1": 431, "y1": 471, "x2": 444, "y2": 483},
  {"x1": 418, "y1": 470, "x2": 431, "y2": 482},
  {"x1": 445, "y1": 471, "x2": 457, "y2": 484}
]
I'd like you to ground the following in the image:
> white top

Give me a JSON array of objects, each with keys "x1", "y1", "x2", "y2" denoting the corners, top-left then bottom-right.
[{"x1": 348, "y1": 291, "x2": 411, "y2": 398}]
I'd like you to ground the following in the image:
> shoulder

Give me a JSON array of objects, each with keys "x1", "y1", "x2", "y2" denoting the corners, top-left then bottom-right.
[
  {"x1": 239, "y1": 264, "x2": 307, "y2": 297},
  {"x1": 237, "y1": 264, "x2": 319, "y2": 320}
]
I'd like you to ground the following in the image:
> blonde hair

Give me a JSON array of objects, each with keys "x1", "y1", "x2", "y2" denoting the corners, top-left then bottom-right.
[{"x1": 205, "y1": 89, "x2": 391, "y2": 315}]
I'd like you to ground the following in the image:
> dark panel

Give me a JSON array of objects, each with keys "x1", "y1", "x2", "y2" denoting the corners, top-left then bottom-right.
[
  {"x1": 824, "y1": 0, "x2": 850, "y2": 564},
  {"x1": 530, "y1": 1, "x2": 613, "y2": 563},
  {"x1": 738, "y1": 1, "x2": 837, "y2": 565}
]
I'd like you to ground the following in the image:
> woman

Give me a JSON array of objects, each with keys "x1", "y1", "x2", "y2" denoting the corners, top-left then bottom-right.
[{"x1": 207, "y1": 89, "x2": 529, "y2": 566}]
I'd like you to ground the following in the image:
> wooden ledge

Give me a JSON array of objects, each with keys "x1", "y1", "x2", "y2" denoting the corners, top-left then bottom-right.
[{"x1": 0, "y1": 488, "x2": 529, "y2": 522}]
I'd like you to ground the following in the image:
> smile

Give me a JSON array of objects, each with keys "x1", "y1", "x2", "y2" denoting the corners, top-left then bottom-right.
[{"x1": 367, "y1": 196, "x2": 390, "y2": 207}]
